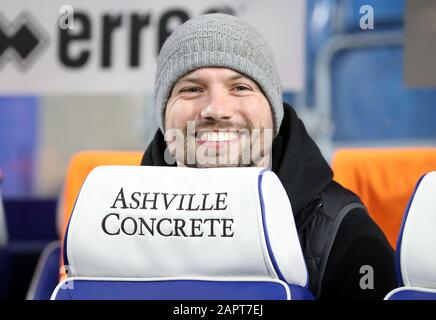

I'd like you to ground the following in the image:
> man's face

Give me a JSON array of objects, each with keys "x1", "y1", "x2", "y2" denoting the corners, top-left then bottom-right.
[{"x1": 164, "y1": 67, "x2": 274, "y2": 168}]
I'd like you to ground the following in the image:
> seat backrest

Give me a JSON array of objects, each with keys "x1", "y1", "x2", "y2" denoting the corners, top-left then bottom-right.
[
  {"x1": 52, "y1": 166, "x2": 313, "y2": 300},
  {"x1": 332, "y1": 148, "x2": 436, "y2": 248},
  {"x1": 385, "y1": 171, "x2": 436, "y2": 300},
  {"x1": 330, "y1": 45, "x2": 436, "y2": 142},
  {"x1": 310, "y1": 0, "x2": 436, "y2": 143}
]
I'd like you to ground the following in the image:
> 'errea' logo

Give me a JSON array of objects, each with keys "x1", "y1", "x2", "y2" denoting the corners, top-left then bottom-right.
[
  {"x1": 58, "y1": 6, "x2": 236, "y2": 68},
  {"x1": 0, "y1": 5, "x2": 235, "y2": 72},
  {"x1": 0, "y1": 11, "x2": 49, "y2": 71}
]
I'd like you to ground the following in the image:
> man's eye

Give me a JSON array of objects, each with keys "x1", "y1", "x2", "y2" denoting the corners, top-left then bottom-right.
[
  {"x1": 180, "y1": 87, "x2": 202, "y2": 93},
  {"x1": 234, "y1": 85, "x2": 251, "y2": 91}
]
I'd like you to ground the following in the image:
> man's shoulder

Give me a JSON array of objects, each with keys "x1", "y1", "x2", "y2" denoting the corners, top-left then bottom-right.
[
  {"x1": 316, "y1": 181, "x2": 396, "y2": 299},
  {"x1": 319, "y1": 180, "x2": 393, "y2": 258},
  {"x1": 317, "y1": 180, "x2": 366, "y2": 221},
  {"x1": 317, "y1": 180, "x2": 391, "y2": 245},
  {"x1": 320, "y1": 180, "x2": 388, "y2": 239},
  {"x1": 299, "y1": 179, "x2": 391, "y2": 297}
]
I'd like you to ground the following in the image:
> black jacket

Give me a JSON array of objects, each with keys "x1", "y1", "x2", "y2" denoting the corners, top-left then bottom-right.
[{"x1": 141, "y1": 103, "x2": 397, "y2": 300}]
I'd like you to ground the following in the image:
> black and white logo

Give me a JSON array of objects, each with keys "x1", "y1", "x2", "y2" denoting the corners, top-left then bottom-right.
[{"x1": 0, "y1": 11, "x2": 49, "y2": 71}]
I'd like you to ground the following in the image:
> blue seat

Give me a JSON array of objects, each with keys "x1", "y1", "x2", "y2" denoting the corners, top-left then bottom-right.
[
  {"x1": 51, "y1": 166, "x2": 314, "y2": 300},
  {"x1": 307, "y1": 0, "x2": 436, "y2": 144},
  {"x1": 331, "y1": 44, "x2": 436, "y2": 142},
  {"x1": 385, "y1": 172, "x2": 436, "y2": 300},
  {"x1": 26, "y1": 241, "x2": 61, "y2": 300}
]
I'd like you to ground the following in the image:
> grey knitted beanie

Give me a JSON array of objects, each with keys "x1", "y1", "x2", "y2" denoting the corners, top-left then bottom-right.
[{"x1": 155, "y1": 13, "x2": 283, "y2": 135}]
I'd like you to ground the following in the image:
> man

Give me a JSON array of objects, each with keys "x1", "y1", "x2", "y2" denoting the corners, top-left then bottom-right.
[{"x1": 141, "y1": 13, "x2": 396, "y2": 299}]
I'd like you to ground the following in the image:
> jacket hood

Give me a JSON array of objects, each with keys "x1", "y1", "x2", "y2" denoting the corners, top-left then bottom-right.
[
  {"x1": 141, "y1": 102, "x2": 333, "y2": 214},
  {"x1": 270, "y1": 103, "x2": 332, "y2": 214}
]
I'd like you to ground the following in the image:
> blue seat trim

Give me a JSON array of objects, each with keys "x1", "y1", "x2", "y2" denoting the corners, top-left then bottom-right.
[
  {"x1": 54, "y1": 279, "x2": 313, "y2": 300},
  {"x1": 395, "y1": 174, "x2": 426, "y2": 287},
  {"x1": 387, "y1": 289, "x2": 436, "y2": 300}
]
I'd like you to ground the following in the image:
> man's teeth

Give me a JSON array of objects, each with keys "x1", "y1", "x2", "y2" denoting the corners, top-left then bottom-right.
[{"x1": 197, "y1": 131, "x2": 238, "y2": 142}]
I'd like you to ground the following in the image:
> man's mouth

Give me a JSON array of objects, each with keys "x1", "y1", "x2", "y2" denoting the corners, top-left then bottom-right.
[{"x1": 195, "y1": 129, "x2": 240, "y2": 143}]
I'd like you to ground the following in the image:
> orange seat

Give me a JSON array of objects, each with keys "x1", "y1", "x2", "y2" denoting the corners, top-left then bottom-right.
[
  {"x1": 332, "y1": 148, "x2": 436, "y2": 249},
  {"x1": 60, "y1": 150, "x2": 143, "y2": 236}
]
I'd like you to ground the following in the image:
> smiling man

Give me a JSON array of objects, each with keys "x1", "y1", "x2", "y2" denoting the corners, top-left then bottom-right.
[
  {"x1": 164, "y1": 67, "x2": 274, "y2": 168},
  {"x1": 141, "y1": 13, "x2": 396, "y2": 299}
]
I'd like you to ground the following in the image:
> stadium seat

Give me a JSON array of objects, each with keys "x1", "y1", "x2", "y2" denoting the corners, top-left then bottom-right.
[
  {"x1": 59, "y1": 151, "x2": 143, "y2": 237},
  {"x1": 26, "y1": 241, "x2": 60, "y2": 300},
  {"x1": 309, "y1": 0, "x2": 436, "y2": 144},
  {"x1": 385, "y1": 171, "x2": 436, "y2": 300},
  {"x1": 332, "y1": 148, "x2": 436, "y2": 248},
  {"x1": 27, "y1": 151, "x2": 142, "y2": 299},
  {"x1": 51, "y1": 166, "x2": 314, "y2": 300}
]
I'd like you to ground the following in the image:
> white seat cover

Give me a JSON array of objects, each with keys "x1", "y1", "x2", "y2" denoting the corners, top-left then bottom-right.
[
  {"x1": 65, "y1": 166, "x2": 308, "y2": 287},
  {"x1": 400, "y1": 171, "x2": 436, "y2": 288}
]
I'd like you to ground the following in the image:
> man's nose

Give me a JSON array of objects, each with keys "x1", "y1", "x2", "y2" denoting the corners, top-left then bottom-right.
[{"x1": 200, "y1": 88, "x2": 235, "y2": 121}]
